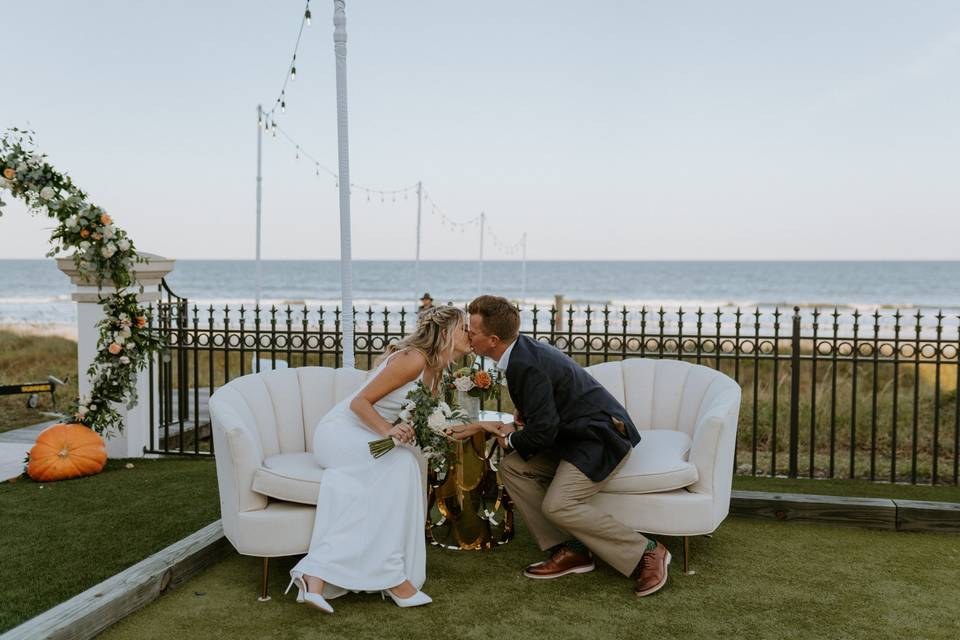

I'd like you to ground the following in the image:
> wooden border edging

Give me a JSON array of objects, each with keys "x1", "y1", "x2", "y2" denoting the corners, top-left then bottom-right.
[
  {"x1": 1, "y1": 520, "x2": 230, "y2": 640},
  {"x1": 731, "y1": 490, "x2": 960, "y2": 533}
]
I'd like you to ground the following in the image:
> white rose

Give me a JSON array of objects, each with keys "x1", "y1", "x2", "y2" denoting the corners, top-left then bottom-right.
[
  {"x1": 427, "y1": 410, "x2": 446, "y2": 431},
  {"x1": 39, "y1": 186, "x2": 55, "y2": 200},
  {"x1": 454, "y1": 376, "x2": 475, "y2": 392},
  {"x1": 0, "y1": 177, "x2": 9, "y2": 190},
  {"x1": 398, "y1": 408, "x2": 412, "y2": 422},
  {"x1": 76, "y1": 407, "x2": 88, "y2": 418},
  {"x1": 16, "y1": 162, "x2": 27, "y2": 173},
  {"x1": 101, "y1": 244, "x2": 116, "y2": 258},
  {"x1": 117, "y1": 238, "x2": 131, "y2": 251},
  {"x1": 29, "y1": 152, "x2": 43, "y2": 165},
  {"x1": 114, "y1": 333, "x2": 125, "y2": 345},
  {"x1": 437, "y1": 401, "x2": 452, "y2": 417},
  {"x1": 120, "y1": 356, "x2": 131, "y2": 365}
]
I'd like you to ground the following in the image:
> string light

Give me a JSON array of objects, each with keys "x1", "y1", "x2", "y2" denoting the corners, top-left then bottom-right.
[{"x1": 265, "y1": 1, "x2": 309, "y2": 118}]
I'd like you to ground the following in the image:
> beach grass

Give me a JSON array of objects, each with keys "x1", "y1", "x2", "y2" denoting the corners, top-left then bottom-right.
[{"x1": 0, "y1": 328, "x2": 78, "y2": 433}]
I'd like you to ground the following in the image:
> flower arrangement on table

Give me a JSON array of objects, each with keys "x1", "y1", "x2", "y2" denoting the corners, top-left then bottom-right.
[
  {"x1": 446, "y1": 359, "x2": 505, "y2": 404},
  {"x1": 368, "y1": 381, "x2": 469, "y2": 473}
]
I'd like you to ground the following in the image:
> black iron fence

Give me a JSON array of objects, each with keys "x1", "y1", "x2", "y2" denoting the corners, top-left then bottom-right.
[{"x1": 146, "y1": 284, "x2": 959, "y2": 486}]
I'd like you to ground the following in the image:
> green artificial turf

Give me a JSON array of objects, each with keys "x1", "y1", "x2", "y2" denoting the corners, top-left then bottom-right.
[
  {"x1": 0, "y1": 458, "x2": 219, "y2": 632},
  {"x1": 100, "y1": 517, "x2": 960, "y2": 640}
]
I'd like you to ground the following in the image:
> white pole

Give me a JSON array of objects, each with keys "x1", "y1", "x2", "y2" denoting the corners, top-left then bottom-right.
[
  {"x1": 255, "y1": 104, "x2": 263, "y2": 308},
  {"x1": 333, "y1": 0, "x2": 355, "y2": 369},
  {"x1": 477, "y1": 212, "x2": 485, "y2": 295},
  {"x1": 520, "y1": 231, "x2": 527, "y2": 305},
  {"x1": 414, "y1": 180, "x2": 422, "y2": 303}
]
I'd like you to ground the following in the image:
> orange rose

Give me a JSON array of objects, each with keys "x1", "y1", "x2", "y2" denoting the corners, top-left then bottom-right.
[
  {"x1": 475, "y1": 371, "x2": 492, "y2": 390},
  {"x1": 80, "y1": 229, "x2": 90, "y2": 238},
  {"x1": 2, "y1": 167, "x2": 14, "y2": 180},
  {"x1": 108, "y1": 342, "x2": 123, "y2": 355},
  {"x1": 101, "y1": 213, "x2": 112, "y2": 225},
  {"x1": 135, "y1": 316, "x2": 147, "y2": 328}
]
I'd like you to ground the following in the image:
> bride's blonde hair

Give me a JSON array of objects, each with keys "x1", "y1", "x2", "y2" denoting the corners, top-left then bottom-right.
[{"x1": 376, "y1": 305, "x2": 465, "y2": 376}]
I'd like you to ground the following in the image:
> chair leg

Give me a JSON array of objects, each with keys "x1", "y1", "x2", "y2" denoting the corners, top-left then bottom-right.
[
  {"x1": 682, "y1": 537, "x2": 696, "y2": 576},
  {"x1": 257, "y1": 557, "x2": 271, "y2": 602}
]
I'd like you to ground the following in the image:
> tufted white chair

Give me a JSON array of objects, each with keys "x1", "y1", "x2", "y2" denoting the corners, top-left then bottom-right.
[
  {"x1": 587, "y1": 358, "x2": 742, "y2": 572},
  {"x1": 208, "y1": 366, "x2": 432, "y2": 600}
]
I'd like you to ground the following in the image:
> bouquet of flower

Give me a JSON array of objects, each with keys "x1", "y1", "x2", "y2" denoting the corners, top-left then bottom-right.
[
  {"x1": 446, "y1": 360, "x2": 504, "y2": 404},
  {"x1": 368, "y1": 381, "x2": 469, "y2": 472}
]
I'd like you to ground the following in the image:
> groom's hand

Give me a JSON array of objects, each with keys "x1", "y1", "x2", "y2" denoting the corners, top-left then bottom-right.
[{"x1": 493, "y1": 423, "x2": 517, "y2": 450}]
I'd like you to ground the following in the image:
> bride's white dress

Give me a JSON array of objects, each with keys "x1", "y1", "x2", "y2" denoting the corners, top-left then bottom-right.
[{"x1": 290, "y1": 354, "x2": 426, "y2": 599}]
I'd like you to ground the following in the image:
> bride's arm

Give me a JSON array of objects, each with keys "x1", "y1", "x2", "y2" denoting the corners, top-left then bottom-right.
[{"x1": 349, "y1": 350, "x2": 426, "y2": 439}]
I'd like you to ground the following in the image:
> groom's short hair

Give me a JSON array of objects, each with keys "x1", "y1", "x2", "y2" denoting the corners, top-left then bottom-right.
[{"x1": 468, "y1": 295, "x2": 520, "y2": 342}]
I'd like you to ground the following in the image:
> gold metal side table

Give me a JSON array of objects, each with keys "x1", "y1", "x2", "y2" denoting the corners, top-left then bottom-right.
[{"x1": 426, "y1": 410, "x2": 515, "y2": 550}]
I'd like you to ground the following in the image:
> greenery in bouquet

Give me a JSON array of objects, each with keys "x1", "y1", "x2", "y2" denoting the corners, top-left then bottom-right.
[{"x1": 368, "y1": 381, "x2": 469, "y2": 473}]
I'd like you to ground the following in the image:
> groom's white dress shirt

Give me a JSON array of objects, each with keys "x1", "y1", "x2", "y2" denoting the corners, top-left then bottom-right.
[{"x1": 497, "y1": 339, "x2": 517, "y2": 448}]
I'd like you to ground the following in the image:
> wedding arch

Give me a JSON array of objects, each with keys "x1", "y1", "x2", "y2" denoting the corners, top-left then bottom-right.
[{"x1": 0, "y1": 128, "x2": 161, "y2": 435}]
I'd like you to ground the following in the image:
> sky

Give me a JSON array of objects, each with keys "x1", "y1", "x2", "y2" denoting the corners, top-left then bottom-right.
[{"x1": 1, "y1": 0, "x2": 959, "y2": 261}]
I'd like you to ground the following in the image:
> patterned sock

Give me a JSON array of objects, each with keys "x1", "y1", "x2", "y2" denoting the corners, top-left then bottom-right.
[
  {"x1": 565, "y1": 539, "x2": 590, "y2": 555},
  {"x1": 645, "y1": 539, "x2": 657, "y2": 553}
]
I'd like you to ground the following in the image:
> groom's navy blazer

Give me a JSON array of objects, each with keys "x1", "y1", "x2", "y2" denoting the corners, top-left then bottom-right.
[{"x1": 505, "y1": 335, "x2": 640, "y2": 482}]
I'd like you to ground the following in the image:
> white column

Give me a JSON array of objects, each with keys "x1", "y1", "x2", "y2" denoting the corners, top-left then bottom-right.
[
  {"x1": 333, "y1": 0, "x2": 355, "y2": 368},
  {"x1": 477, "y1": 212, "x2": 485, "y2": 295},
  {"x1": 414, "y1": 180, "x2": 422, "y2": 303},
  {"x1": 255, "y1": 104, "x2": 264, "y2": 307},
  {"x1": 57, "y1": 253, "x2": 176, "y2": 458},
  {"x1": 520, "y1": 231, "x2": 527, "y2": 305}
]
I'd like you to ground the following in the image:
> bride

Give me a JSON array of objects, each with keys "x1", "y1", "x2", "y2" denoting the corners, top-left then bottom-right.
[{"x1": 287, "y1": 305, "x2": 471, "y2": 613}]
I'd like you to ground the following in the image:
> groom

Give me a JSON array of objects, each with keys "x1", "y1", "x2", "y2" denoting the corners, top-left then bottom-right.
[{"x1": 458, "y1": 295, "x2": 671, "y2": 597}]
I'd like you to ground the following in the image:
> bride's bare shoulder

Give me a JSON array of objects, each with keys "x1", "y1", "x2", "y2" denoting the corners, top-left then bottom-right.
[{"x1": 386, "y1": 348, "x2": 427, "y2": 373}]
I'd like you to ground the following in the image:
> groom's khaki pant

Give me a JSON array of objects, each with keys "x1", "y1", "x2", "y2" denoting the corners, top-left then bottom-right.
[{"x1": 499, "y1": 448, "x2": 649, "y2": 577}]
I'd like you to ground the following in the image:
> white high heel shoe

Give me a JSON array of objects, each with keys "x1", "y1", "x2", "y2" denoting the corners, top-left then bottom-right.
[
  {"x1": 285, "y1": 573, "x2": 334, "y2": 614},
  {"x1": 381, "y1": 587, "x2": 433, "y2": 608}
]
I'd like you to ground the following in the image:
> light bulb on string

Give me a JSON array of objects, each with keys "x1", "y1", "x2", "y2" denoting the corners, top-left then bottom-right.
[
  {"x1": 281, "y1": 98, "x2": 286, "y2": 113},
  {"x1": 296, "y1": 146, "x2": 300, "y2": 160},
  {"x1": 290, "y1": 57, "x2": 297, "y2": 81},
  {"x1": 305, "y1": 8, "x2": 312, "y2": 26}
]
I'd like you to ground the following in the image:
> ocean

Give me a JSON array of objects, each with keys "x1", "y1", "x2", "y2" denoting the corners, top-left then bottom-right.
[{"x1": 2, "y1": 260, "x2": 959, "y2": 332}]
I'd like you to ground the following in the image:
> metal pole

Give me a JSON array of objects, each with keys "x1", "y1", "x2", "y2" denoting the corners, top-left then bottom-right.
[
  {"x1": 333, "y1": 0, "x2": 355, "y2": 368},
  {"x1": 414, "y1": 180, "x2": 422, "y2": 303},
  {"x1": 255, "y1": 104, "x2": 263, "y2": 307},
  {"x1": 477, "y1": 212, "x2": 485, "y2": 295},
  {"x1": 520, "y1": 232, "x2": 527, "y2": 305}
]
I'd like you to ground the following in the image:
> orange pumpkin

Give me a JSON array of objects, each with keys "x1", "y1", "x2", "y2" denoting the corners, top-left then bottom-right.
[{"x1": 27, "y1": 423, "x2": 107, "y2": 482}]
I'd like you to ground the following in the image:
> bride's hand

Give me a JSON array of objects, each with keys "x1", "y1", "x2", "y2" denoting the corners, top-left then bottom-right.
[
  {"x1": 388, "y1": 422, "x2": 415, "y2": 444},
  {"x1": 446, "y1": 422, "x2": 483, "y2": 441}
]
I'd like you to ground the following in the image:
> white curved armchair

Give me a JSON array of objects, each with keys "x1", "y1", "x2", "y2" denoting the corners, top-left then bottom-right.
[{"x1": 587, "y1": 358, "x2": 742, "y2": 573}]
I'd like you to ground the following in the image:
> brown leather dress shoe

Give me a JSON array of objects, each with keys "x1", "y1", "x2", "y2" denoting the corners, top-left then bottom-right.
[
  {"x1": 524, "y1": 546, "x2": 595, "y2": 579},
  {"x1": 634, "y1": 542, "x2": 671, "y2": 597}
]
